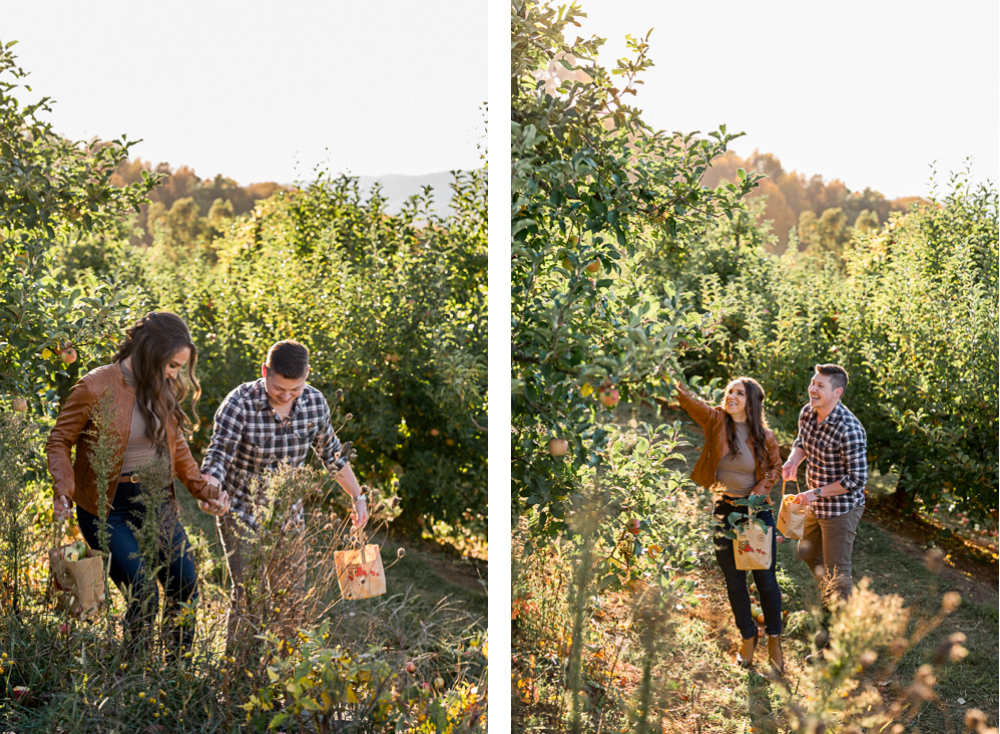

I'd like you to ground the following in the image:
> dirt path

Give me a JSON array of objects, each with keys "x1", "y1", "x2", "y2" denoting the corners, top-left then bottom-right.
[{"x1": 380, "y1": 531, "x2": 488, "y2": 600}]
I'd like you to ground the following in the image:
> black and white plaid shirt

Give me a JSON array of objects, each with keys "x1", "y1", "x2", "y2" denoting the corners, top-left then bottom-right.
[
  {"x1": 793, "y1": 401, "x2": 868, "y2": 519},
  {"x1": 201, "y1": 379, "x2": 349, "y2": 530}
]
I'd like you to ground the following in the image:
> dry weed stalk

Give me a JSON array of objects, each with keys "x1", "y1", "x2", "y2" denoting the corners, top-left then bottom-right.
[
  {"x1": 0, "y1": 411, "x2": 34, "y2": 615},
  {"x1": 778, "y1": 577, "x2": 976, "y2": 733}
]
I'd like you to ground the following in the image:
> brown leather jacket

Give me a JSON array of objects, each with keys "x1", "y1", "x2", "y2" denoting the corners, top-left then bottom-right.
[
  {"x1": 46, "y1": 363, "x2": 219, "y2": 518},
  {"x1": 675, "y1": 386, "x2": 782, "y2": 499}
]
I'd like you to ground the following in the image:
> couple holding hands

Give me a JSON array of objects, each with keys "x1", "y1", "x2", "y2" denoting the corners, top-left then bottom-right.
[
  {"x1": 669, "y1": 364, "x2": 868, "y2": 674},
  {"x1": 46, "y1": 311, "x2": 368, "y2": 653}
]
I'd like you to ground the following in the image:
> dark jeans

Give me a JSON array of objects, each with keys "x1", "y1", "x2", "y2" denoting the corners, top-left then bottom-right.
[
  {"x1": 713, "y1": 499, "x2": 783, "y2": 638},
  {"x1": 76, "y1": 481, "x2": 198, "y2": 654}
]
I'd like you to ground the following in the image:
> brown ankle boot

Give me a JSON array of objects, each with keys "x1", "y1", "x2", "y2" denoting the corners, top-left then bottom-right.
[
  {"x1": 768, "y1": 635, "x2": 784, "y2": 675},
  {"x1": 738, "y1": 634, "x2": 758, "y2": 669}
]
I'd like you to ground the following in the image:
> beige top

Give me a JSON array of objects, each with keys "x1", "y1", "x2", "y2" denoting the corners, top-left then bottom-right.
[
  {"x1": 714, "y1": 421, "x2": 756, "y2": 497},
  {"x1": 119, "y1": 362, "x2": 159, "y2": 473}
]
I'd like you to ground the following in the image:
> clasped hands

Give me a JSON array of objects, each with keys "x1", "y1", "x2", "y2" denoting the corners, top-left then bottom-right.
[{"x1": 198, "y1": 473, "x2": 231, "y2": 516}]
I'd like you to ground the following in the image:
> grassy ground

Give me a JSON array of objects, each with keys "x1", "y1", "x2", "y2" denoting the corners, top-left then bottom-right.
[
  {"x1": 659, "y1": 401, "x2": 999, "y2": 732},
  {"x1": 174, "y1": 484, "x2": 488, "y2": 623},
  {"x1": 512, "y1": 401, "x2": 998, "y2": 733}
]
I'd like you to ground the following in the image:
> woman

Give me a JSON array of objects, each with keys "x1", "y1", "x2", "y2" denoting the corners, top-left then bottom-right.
[
  {"x1": 670, "y1": 376, "x2": 785, "y2": 673},
  {"x1": 46, "y1": 311, "x2": 230, "y2": 653}
]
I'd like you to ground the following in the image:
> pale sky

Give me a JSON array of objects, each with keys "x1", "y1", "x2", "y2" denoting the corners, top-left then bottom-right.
[
  {"x1": 1, "y1": 0, "x2": 486, "y2": 185},
  {"x1": 574, "y1": 1, "x2": 999, "y2": 200}
]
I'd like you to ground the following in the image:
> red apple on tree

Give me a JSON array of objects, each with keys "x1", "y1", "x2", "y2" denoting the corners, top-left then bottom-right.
[
  {"x1": 598, "y1": 387, "x2": 620, "y2": 408},
  {"x1": 59, "y1": 346, "x2": 78, "y2": 364},
  {"x1": 429, "y1": 428, "x2": 440, "y2": 437},
  {"x1": 627, "y1": 518, "x2": 641, "y2": 536},
  {"x1": 548, "y1": 438, "x2": 569, "y2": 457},
  {"x1": 585, "y1": 260, "x2": 601, "y2": 274}
]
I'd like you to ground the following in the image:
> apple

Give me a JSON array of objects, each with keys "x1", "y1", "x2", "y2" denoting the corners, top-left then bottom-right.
[
  {"x1": 585, "y1": 260, "x2": 601, "y2": 274},
  {"x1": 59, "y1": 347, "x2": 78, "y2": 365},
  {"x1": 567, "y1": 235, "x2": 579, "y2": 246},
  {"x1": 429, "y1": 428, "x2": 440, "y2": 437},
  {"x1": 12, "y1": 397, "x2": 27, "y2": 412},
  {"x1": 64, "y1": 540, "x2": 88, "y2": 563},
  {"x1": 776, "y1": 536, "x2": 785, "y2": 544},
  {"x1": 598, "y1": 387, "x2": 620, "y2": 408},
  {"x1": 434, "y1": 677, "x2": 445, "y2": 689},
  {"x1": 12, "y1": 686, "x2": 30, "y2": 702},
  {"x1": 548, "y1": 438, "x2": 569, "y2": 457},
  {"x1": 385, "y1": 353, "x2": 399, "y2": 364},
  {"x1": 756, "y1": 613, "x2": 765, "y2": 625},
  {"x1": 406, "y1": 662, "x2": 416, "y2": 674},
  {"x1": 627, "y1": 518, "x2": 641, "y2": 536}
]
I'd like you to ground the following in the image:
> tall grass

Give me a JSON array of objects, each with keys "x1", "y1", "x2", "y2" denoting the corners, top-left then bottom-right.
[
  {"x1": 0, "y1": 412, "x2": 34, "y2": 616},
  {"x1": 0, "y1": 413, "x2": 486, "y2": 732},
  {"x1": 513, "y1": 485, "x2": 994, "y2": 733}
]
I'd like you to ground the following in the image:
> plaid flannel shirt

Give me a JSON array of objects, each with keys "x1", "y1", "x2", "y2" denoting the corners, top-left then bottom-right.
[
  {"x1": 793, "y1": 401, "x2": 868, "y2": 519},
  {"x1": 201, "y1": 379, "x2": 348, "y2": 531}
]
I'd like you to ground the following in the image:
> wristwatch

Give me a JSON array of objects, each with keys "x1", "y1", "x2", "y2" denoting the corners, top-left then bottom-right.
[{"x1": 814, "y1": 486, "x2": 824, "y2": 499}]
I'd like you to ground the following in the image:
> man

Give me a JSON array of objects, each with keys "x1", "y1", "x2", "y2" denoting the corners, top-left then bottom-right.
[
  {"x1": 783, "y1": 364, "x2": 868, "y2": 610},
  {"x1": 200, "y1": 339, "x2": 368, "y2": 647}
]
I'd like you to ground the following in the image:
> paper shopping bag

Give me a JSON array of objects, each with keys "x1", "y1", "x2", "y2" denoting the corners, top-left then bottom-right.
[
  {"x1": 733, "y1": 521, "x2": 773, "y2": 570},
  {"x1": 49, "y1": 542, "x2": 106, "y2": 619},
  {"x1": 777, "y1": 494, "x2": 808, "y2": 540},
  {"x1": 334, "y1": 542, "x2": 387, "y2": 600}
]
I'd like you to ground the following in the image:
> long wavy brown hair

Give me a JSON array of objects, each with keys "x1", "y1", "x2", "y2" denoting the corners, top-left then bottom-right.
[
  {"x1": 720, "y1": 377, "x2": 770, "y2": 470},
  {"x1": 111, "y1": 311, "x2": 201, "y2": 449}
]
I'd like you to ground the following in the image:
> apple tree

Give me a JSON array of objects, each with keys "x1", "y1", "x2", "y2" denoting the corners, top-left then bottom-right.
[
  {"x1": 0, "y1": 40, "x2": 160, "y2": 416},
  {"x1": 841, "y1": 175, "x2": 998, "y2": 519},
  {"x1": 131, "y1": 170, "x2": 488, "y2": 535},
  {"x1": 510, "y1": 1, "x2": 760, "y2": 539}
]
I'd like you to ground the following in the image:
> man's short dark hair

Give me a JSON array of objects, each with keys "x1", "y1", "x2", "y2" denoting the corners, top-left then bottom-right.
[
  {"x1": 266, "y1": 340, "x2": 309, "y2": 379},
  {"x1": 815, "y1": 363, "x2": 848, "y2": 394}
]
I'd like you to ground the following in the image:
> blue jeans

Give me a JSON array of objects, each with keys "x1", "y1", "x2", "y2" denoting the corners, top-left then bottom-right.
[
  {"x1": 76, "y1": 481, "x2": 198, "y2": 653},
  {"x1": 713, "y1": 499, "x2": 783, "y2": 638}
]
